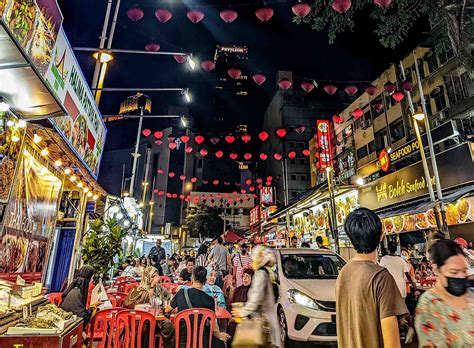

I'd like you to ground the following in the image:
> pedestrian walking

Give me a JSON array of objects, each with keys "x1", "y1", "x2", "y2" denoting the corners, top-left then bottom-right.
[
  {"x1": 336, "y1": 208, "x2": 408, "y2": 348},
  {"x1": 415, "y1": 239, "x2": 473, "y2": 347},
  {"x1": 233, "y1": 243, "x2": 252, "y2": 287},
  {"x1": 148, "y1": 239, "x2": 166, "y2": 275},
  {"x1": 208, "y1": 237, "x2": 231, "y2": 288}
]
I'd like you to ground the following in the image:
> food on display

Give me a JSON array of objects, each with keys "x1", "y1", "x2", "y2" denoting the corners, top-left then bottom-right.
[
  {"x1": 426, "y1": 209, "x2": 437, "y2": 227},
  {"x1": 392, "y1": 215, "x2": 404, "y2": 233},
  {"x1": 415, "y1": 213, "x2": 429, "y2": 229},
  {"x1": 446, "y1": 204, "x2": 460, "y2": 225},
  {"x1": 455, "y1": 198, "x2": 469, "y2": 222},
  {"x1": 403, "y1": 214, "x2": 416, "y2": 231},
  {"x1": 383, "y1": 218, "x2": 394, "y2": 234}
]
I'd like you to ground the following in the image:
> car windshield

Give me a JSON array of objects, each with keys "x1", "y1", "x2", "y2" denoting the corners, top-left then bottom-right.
[{"x1": 281, "y1": 253, "x2": 345, "y2": 279}]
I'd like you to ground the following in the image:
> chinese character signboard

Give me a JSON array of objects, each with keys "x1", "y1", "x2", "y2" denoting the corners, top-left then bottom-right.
[
  {"x1": 260, "y1": 186, "x2": 274, "y2": 205},
  {"x1": 44, "y1": 29, "x2": 107, "y2": 177},
  {"x1": 316, "y1": 120, "x2": 333, "y2": 169},
  {"x1": 378, "y1": 149, "x2": 390, "y2": 172},
  {"x1": 249, "y1": 206, "x2": 261, "y2": 227}
]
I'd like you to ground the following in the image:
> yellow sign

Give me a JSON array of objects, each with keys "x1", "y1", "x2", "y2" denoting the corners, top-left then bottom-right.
[
  {"x1": 389, "y1": 140, "x2": 420, "y2": 162},
  {"x1": 375, "y1": 175, "x2": 435, "y2": 203}
]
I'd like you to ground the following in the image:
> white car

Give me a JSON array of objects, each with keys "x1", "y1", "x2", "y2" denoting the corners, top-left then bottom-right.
[{"x1": 275, "y1": 248, "x2": 345, "y2": 345}]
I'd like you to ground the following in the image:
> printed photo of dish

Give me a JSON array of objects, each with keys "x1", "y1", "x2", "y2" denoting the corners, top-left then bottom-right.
[
  {"x1": 383, "y1": 218, "x2": 394, "y2": 234},
  {"x1": 455, "y1": 198, "x2": 470, "y2": 223},
  {"x1": 415, "y1": 213, "x2": 429, "y2": 229},
  {"x1": 426, "y1": 209, "x2": 437, "y2": 227},
  {"x1": 403, "y1": 214, "x2": 416, "y2": 231},
  {"x1": 446, "y1": 204, "x2": 460, "y2": 226},
  {"x1": 392, "y1": 215, "x2": 404, "y2": 233},
  {"x1": 72, "y1": 115, "x2": 87, "y2": 156}
]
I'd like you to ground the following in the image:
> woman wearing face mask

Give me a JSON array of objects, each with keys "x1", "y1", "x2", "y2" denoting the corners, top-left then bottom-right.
[{"x1": 415, "y1": 239, "x2": 473, "y2": 347}]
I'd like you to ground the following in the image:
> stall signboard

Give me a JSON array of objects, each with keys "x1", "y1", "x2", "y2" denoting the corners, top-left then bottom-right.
[
  {"x1": 261, "y1": 205, "x2": 277, "y2": 222},
  {"x1": 382, "y1": 196, "x2": 474, "y2": 235},
  {"x1": 359, "y1": 143, "x2": 474, "y2": 210},
  {"x1": 44, "y1": 28, "x2": 107, "y2": 177},
  {"x1": 1, "y1": 0, "x2": 63, "y2": 76},
  {"x1": 379, "y1": 149, "x2": 390, "y2": 172},
  {"x1": 260, "y1": 186, "x2": 274, "y2": 205},
  {"x1": 0, "y1": 149, "x2": 62, "y2": 273},
  {"x1": 249, "y1": 205, "x2": 261, "y2": 227},
  {"x1": 316, "y1": 120, "x2": 333, "y2": 169}
]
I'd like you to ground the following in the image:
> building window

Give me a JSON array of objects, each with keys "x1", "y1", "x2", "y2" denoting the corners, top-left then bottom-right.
[
  {"x1": 389, "y1": 118, "x2": 405, "y2": 143},
  {"x1": 426, "y1": 52, "x2": 438, "y2": 75},
  {"x1": 300, "y1": 175, "x2": 307, "y2": 181},
  {"x1": 417, "y1": 60, "x2": 426, "y2": 80},
  {"x1": 288, "y1": 126, "x2": 295, "y2": 132},
  {"x1": 436, "y1": 38, "x2": 455, "y2": 65},
  {"x1": 197, "y1": 159, "x2": 203, "y2": 169},
  {"x1": 290, "y1": 174, "x2": 297, "y2": 181},
  {"x1": 298, "y1": 142, "x2": 305, "y2": 149},
  {"x1": 290, "y1": 158, "x2": 296, "y2": 165},
  {"x1": 292, "y1": 191, "x2": 298, "y2": 198},
  {"x1": 368, "y1": 141, "x2": 376, "y2": 155},
  {"x1": 384, "y1": 93, "x2": 393, "y2": 110},
  {"x1": 299, "y1": 158, "x2": 306, "y2": 165},
  {"x1": 289, "y1": 141, "x2": 295, "y2": 148},
  {"x1": 375, "y1": 128, "x2": 388, "y2": 152},
  {"x1": 445, "y1": 74, "x2": 468, "y2": 105},
  {"x1": 357, "y1": 145, "x2": 368, "y2": 160},
  {"x1": 432, "y1": 85, "x2": 447, "y2": 112}
]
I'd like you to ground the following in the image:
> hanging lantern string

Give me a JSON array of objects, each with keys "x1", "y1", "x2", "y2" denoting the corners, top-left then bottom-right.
[{"x1": 137, "y1": 0, "x2": 292, "y2": 10}]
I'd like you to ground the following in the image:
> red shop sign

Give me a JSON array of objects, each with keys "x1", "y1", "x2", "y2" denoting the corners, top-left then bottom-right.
[
  {"x1": 316, "y1": 120, "x2": 333, "y2": 169},
  {"x1": 250, "y1": 205, "x2": 261, "y2": 227},
  {"x1": 379, "y1": 149, "x2": 390, "y2": 172}
]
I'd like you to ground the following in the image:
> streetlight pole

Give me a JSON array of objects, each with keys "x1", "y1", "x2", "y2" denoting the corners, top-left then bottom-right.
[
  {"x1": 129, "y1": 107, "x2": 144, "y2": 196},
  {"x1": 326, "y1": 167, "x2": 339, "y2": 254}
]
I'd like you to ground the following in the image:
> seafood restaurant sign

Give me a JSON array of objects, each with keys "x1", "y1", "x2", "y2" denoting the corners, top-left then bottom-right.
[
  {"x1": 44, "y1": 28, "x2": 106, "y2": 177},
  {"x1": 359, "y1": 143, "x2": 474, "y2": 210}
]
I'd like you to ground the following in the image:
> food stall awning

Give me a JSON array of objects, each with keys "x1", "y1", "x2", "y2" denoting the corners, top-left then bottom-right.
[
  {"x1": 224, "y1": 230, "x2": 244, "y2": 243},
  {"x1": 0, "y1": 26, "x2": 65, "y2": 120}
]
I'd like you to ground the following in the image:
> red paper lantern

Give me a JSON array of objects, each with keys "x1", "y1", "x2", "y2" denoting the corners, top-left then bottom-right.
[
  {"x1": 257, "y1": 185, "x2": 263, "y2": 190},
  {"x1": 249, "y1": 187, "x2": 255, "y2": 192},
  {"x1": 181, "y1": 135, "x2": 190, "y2": 143},
  {"x1": 278, "y1": 78, "x2": 292, "y2": 90},
  {"x1": 245, "y1": 179, "x2": 252, "y2": 185},
  {"x1": 180, "y1": 194, "x2": 185, "y2": 200},
  {"x1": 252, "y1": 73, "x2": 266, "y2": 85},
  {"x1": 352, "y1": 108, "x2": 364, "y2": 119},
  {"x1": 274, "y1": 153, "x2": 283, "y2": 160},
  {"x1": 154, "y1": 131, "x2": 163, "y2": 139},
  {"x1": 168, "y1": 135, "x2": 175, "y2": 142},
  {"x1": 365, "y1": 84, "x2": 378, "y2": 96},
  {"x1": 155, "y1": 140, "x2": 162, "y2": 145},
  {"x1": 241, "y1": 134, "x2": 251, "y2": 143},
  {"x1": 332, "y1": 0, "x2": 352, "y2": 13},
  {"x1": 241, "y1": 189, "x2": 246, "y2": 194},
  {"x1": 185, "y1": 146, "x2": 193, "y2": 154},
  {"x1": 158, "y1": 190, "x2": 165, "y2": 196},
  {"x1": 244, "y1": 153, "x2": 252, "y2": 160},
  {"x1": 267, "y1": 176, "x2": 273, "y2": 181},
  {"x1": 127, "y1": 7, "x2": 144, "y2": 22},
  {"x1": 174, "y1": 55, "x2": 187, "y2": 64},
  {"x1": 172, "y1": 193, "x2": 178, "y2": 199},
  {"x1": 157, "y1": 168, "x2": 164, "y2": 174},
  {"x1": 292, "y1": 2, "x2": 311, "y2": 18},
  {"x1": 225, "y1": 135, "x2": 235, "y2": 144},
  {"x1": 260, "y1": 153, "x2": 268, "y2": 161},
  {"x1": 187, "y1": 10, "x2": 205, "y2": 23},
  {"x1": 295, "y1": 125, "x2": 306, "y2": 134},
  {"x1": 194, "y1": 135, "x2": 205, "y2": 144},
  {"x1": 166, "y1": 193, "x2": 172, "y2": 198},
  {"x1": 210, "y1": 137, "x2": 220, "y2": 145},
  {"x1": 155, "y1": 8, "x2": 173, "y2": 23},
  {"x1": 215, "y1": 150, "x2": 224, "y2": 158},
  {"x1": 301, "y1": 81, "x2": 314, "y2": 93},
  {"x1": 384, "y1": 82, "x2": 396, "y2": 93},
  {"x1": 265, "y1": 181, "x2": 272, "y2": 186},
  {"x1": 345, "y1": 85, "x2": 358, "y2": 96},
  {"x1": 201, "y1": 60, "x2": 215, "y2": 71},
  {"x1": 169, "y1": 172, "x2": 175, "y2": 178},
  {"x1": 402, "y1": 80, "x2": 413, "y2": 91},
  {"x1": 142, "y1": 129, "x2": 151, "y2": 137},
  {"x1": 213, "y1": 180, "x2": 219, "y2": 185},
  {"x1": 255, "y1": 7, "x2": 274, "y2": 22},
  {"x1": 332, "y1": 114, "x2": 344, "y2": 124},
  {"x1": 276, "y1": 128, "x2": 287, "y2": 138},
  {"x1": 302, "y1": 149, "x2": 310, "y2": 156},
  {"x1": 256, "y1": 178, "x2": 263, "y2": 183},
  {"x1": 191, "y1": 177, "x2": 197, "y2": 183},
  {"x1": 179, "y1": 175, "x2": 186, "y2": 181},
  {"x1": 392, "y1": 91, "x2": 405, "y2": 102},
  {"x1": 288, "y1": 151, "x2": 297, "y2": 159},
  {"x1": 229, "y1": 153, "x2": 238, "y2": 160},
  {"x1": 145, "y1": 43, "x2": 160, "y2": 52},
  {"x1": 152, "y1": 189, "x2": 158, "y2": 194},
  {"x1": 228, "y1": 68, "x2": 242, "y2": 79},
  {"x1": 372, "y1": 102, "x2": 384, "y2": 113},
  {"x1": 324, "y1": 84, "x2": 337, "y2": 95},
  {"x1": 224, "y1": 182, "x2": 230, "y2": 186},
  {"x1": 220, "y1": 9, "x2": 238, "y2": 23},
  {"x1": 169, "y1": 142, "x2": 177, "y2": 150},
  {"x1": 199, "y1": 148, "x2": 208, "y2": 157},
  {"x1": 259, "y1": 131, "x2": 269, "y2": 141},
  {"x1": 374, "y1": 0, "x2": 392, "y2": 7}
]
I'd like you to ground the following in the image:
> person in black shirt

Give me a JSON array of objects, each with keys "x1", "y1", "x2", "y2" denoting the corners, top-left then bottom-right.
[
  {"x1": 166, "y1": 266, "x2": 229, "y2": 348},
  {"x1": 148, "y1": 239, "x2": 166, "y2": 275},
  {"x1": 316, "y1": 236, "x2": 329, "y2": 249},
  {"x1": 178, "y1": 258, "x2": 194, "y2": 284}
]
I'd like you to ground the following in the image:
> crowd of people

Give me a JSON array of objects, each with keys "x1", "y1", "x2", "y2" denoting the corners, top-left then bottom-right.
[{"x1": 58, "y1": 208, "x2": 474, "y2": 348}]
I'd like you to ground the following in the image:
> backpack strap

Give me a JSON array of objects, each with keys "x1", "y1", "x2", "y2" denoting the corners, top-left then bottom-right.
[{"x1": 184, "y1": 288, "x2": 193, "y2": 308}]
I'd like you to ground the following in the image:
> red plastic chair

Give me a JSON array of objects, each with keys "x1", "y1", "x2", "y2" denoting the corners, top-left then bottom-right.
[
  {"x1": 114, "y1": 310, "x2": 162, "y2": 348},
  {"x1": 46, "y1": 292, "x2": 63, "y2": 306},
  {"x1": 124, "y1": 282, "x2": 139, "y2": 293},
  {"x1": 87, "y1": 308, "x2": 124, "y2": 348},
  {"x1": 107, "y1": 292, "x2": 128, "y2": 307},
  {"x1": 174, "y1": 308, "x2": 216, "y2": 348},
  {"x1": 160, "y1": 283, "x2": 179, "y2": 294},
  {"x1": 117, "y1": 279, "x2": 137, "y2": 292},
  {"x1": 160, "y1": 275, "x2": 172, "y2": 283}
]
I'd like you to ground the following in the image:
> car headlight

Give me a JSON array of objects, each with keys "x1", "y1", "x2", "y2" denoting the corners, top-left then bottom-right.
[{"x1": 286, "y1": 289, "x2": 319, "y2": 310}]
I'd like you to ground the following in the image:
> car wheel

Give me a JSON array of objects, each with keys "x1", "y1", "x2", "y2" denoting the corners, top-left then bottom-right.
[{"x1": 278, "y1": 307, "x2": 290, "y2": 346}]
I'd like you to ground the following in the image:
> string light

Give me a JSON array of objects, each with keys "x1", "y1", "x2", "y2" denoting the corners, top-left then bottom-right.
[
  {"x1": 77, "y1": 182, "x2": 83, "y2": 188},
  {"x1": 70, "y1": 175, "x2": 77, "y2": 182},
  {"x1": 6, "y1": 120, "x2": 14, "y2": 127},
  {"x1": 40, "y1": 148, "x2": 49, "y2": 156},
  {"x1": 93, "y1": 194, "x2": 99, "y2": 200},
  {"x1": 54, "y1": 160, "x2": 62, "y2": 167},
  {"x1": 64, "y1": 168, "x2": 72, "y2": 175},
  {"x1": 17, "y1": 120, "x2": 27, "y2": 128},
  {"x1": 87, "y1": 191, "x2": 93, "y2": 198},
  {"x1": 83, "y1": 187, "x2": 89, "y2": 193},
  {"x1": 33, "y1": 134, "x2": 42, "y2": 143},
  {"x1": 11, "y1": 135, "x2": 20, "y2": 142}
]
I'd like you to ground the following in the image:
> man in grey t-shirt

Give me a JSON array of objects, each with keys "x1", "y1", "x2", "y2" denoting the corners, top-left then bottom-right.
[{"x1": 208, "y1": 237, "x2": 230, "y2": 288}]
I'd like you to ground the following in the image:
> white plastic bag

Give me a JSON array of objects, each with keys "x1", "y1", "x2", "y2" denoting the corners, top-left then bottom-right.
[{"x1": 91, "y1": 281, "x2": 110, "y2": 309}]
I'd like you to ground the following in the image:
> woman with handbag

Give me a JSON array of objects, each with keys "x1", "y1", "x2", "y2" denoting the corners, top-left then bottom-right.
[{"x1": 231, "y1": 245, "x2": 281, "y2": 347}]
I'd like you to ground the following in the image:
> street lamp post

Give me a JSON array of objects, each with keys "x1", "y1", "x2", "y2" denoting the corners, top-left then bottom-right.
[{"x1": 326, "y1": 167, "x2": 339, "y2": 254}]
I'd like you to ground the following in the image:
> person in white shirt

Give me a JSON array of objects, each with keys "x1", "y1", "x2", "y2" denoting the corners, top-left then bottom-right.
[
  {"x1": 121, "y1": 258, "x2": 142, "y2": 278},
  {"x1": 379, "y1": 241, "x2": 413, "y2": 298}
]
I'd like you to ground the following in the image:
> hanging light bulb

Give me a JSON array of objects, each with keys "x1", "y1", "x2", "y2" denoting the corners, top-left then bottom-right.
[
  {"x1": 54, "y1": 159, "x2": 62, "y2": 167},
  {"x1": 6, "y1": 119, "x2": 15, "y2": 127},
  {"x1": 93, "y1": 194, "x2": 99, "y2": 200},
  {"x1": 87, "y1": 191, "x2": 93, "y2": 198},
  {"x1": 64, "y1": 168, "x2": 72, "y2": 175},
  {"x1": 77, "y1": 182, "x2": 83, "y2": 188},
  {"x1": 33, "y1": 134, "x2": 42, "y2": 143},
  {"x1": 69, "y1": 175, "x2": 77, "y2": 182},
  {"x1": 11, "y1": 135, "x2": 20, "y2": 142},
  {"x1": 17, "y1": 119, "x2": 27, "y2": 128},
  {"x1": 40, "y1": 148, "x2": 49, "y2": 156},
  {"x1": 83, "y1": 187, "x2": 89, "y2": 193}
]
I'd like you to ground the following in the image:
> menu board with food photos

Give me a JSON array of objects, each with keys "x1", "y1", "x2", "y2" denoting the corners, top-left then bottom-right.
[{"x1": 382, "y1": 196, "x2": 474, "y2": 235}]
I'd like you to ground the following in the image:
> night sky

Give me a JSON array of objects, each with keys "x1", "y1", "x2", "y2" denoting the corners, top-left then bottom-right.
[{"x1": 58, "y1": 0, "x2": 428, "y2": 136}]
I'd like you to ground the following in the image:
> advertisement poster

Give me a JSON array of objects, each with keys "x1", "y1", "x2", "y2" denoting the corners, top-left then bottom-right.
[
  {"x1": 260, "y1": 186, "x2": 274, "y2": 205},
  {"x1": 0, "y1": 149, "x2": 61, "y2": 273},
  {"x1": 1, "y1": 0, "x2": 63, "y2": 76},
  {"x1": 0, "y1": 122, "x2": 24, "y2": 203},
  {"x1": 44, "y1": 28, "x2": 106, "y2": 177},
  {"x1": 316, "y1": 120, "x2": 333, "y2": 169}
]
